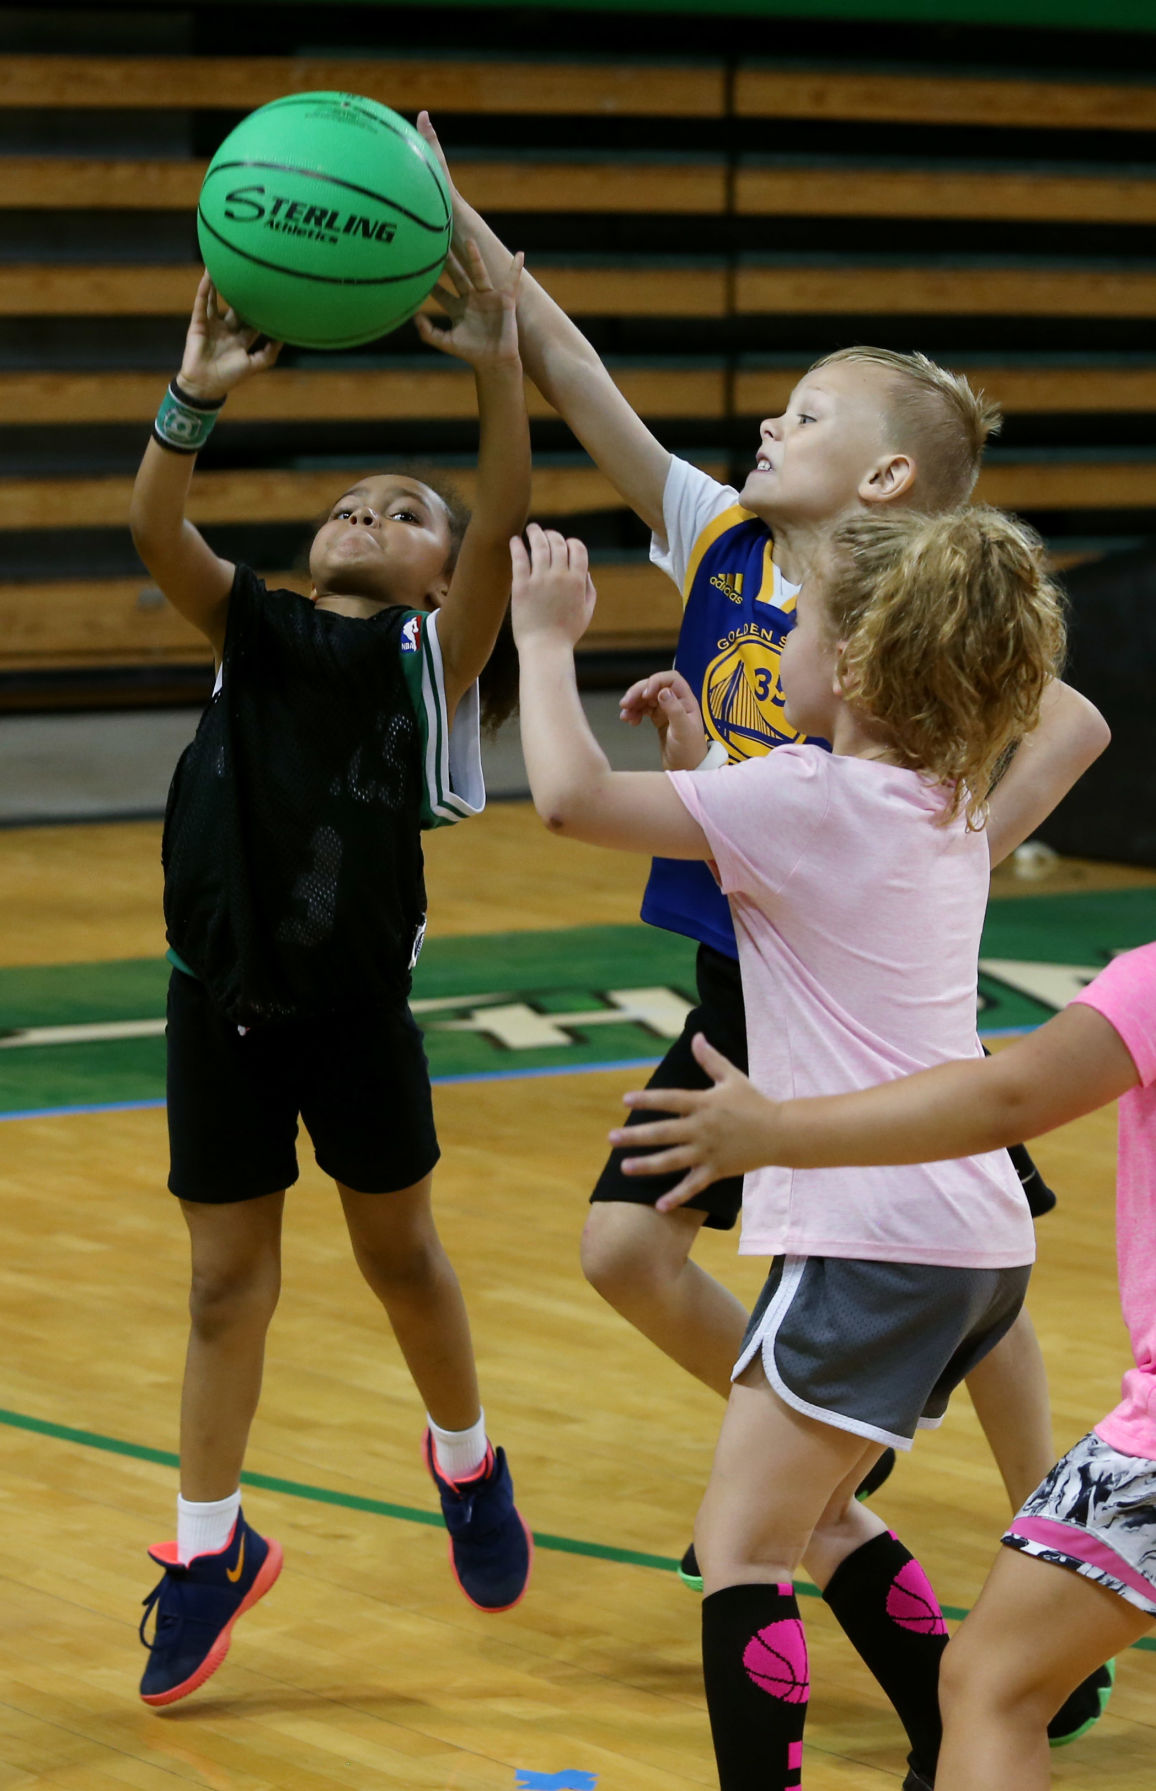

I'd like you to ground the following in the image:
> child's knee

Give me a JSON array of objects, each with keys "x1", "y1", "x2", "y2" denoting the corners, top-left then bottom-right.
[
  {"x1": 940, "y1": 1623, "x2": 1047, "y2": 1723},
  {"x1": 354, "y1": 1227, "x2": 445, "y2": 1301},
  {"x1": 580, "y1": 1201, "x2": 690, "y2": 1302},
  {"x1": 188, "y1": 1255, "x2": 280, "y2": 1334}
]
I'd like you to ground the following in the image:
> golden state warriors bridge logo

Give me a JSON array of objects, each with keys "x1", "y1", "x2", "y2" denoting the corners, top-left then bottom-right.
[{"x1": 702, "y1": 623, "x2": 800, "y2": 761}]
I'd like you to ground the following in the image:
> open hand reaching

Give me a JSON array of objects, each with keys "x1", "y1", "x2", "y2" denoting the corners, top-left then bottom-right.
[
  {"x1": 619, "y1": 669, "x2": 711, "y2": 772},
  {"x1": 177, "y1": 270, "x2": 282, "y2": 405},
  {"x1": 415, "y1": 239, "x2": 523, "y2": 369}
]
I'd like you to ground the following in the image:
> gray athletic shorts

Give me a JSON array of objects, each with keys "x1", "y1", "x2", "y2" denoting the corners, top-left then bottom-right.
[
  {"x1": 1004, "y1": 1429, "x2": 1156, "y2": 1617},
  {"x1": 734, "y1": 1253, "x2": 1031, "y2": 1451}
]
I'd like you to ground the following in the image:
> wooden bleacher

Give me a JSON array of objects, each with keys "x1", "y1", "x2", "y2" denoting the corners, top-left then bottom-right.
[{"x1": 1, "y1": 13, "x2": 1155, "y2": 703}]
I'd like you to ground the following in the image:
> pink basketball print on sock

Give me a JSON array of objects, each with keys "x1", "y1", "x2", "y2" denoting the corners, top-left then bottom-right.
[
  {"x1": 886, "y1": 1558, "x2": 948, "y2": 1636},
  {"x1": 742, "y1": 1618, "x2": 810, "y2": 1703}
]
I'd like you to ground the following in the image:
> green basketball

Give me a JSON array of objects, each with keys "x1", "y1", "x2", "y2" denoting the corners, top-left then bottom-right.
[{"x1": 197, "y1": 92, "x2": 451, "y2": 350}]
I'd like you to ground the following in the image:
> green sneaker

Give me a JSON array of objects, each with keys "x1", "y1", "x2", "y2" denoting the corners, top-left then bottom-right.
[
  {"x1": 677, "y1": 1542, "x2": 703, "y2": 1592},
  {"x1": 855, "y1": 1447, "x2": 896, "y2": 1501},
  {"x1": 1048, "y1": 1658, "x2": 1115, "y2": 1747}
]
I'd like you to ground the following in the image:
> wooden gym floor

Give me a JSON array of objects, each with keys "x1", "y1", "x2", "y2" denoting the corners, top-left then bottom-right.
[{"x1": 1, "y1": 804, "x2": 1155, "y2": 1789}]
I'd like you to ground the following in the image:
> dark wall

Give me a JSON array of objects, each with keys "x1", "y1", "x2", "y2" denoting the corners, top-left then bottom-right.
[{"x1": 1036, "y1": 547, "x2": 1156, "y2": 866}]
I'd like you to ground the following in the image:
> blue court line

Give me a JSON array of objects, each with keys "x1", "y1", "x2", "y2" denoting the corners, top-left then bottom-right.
[
  {"x1": 0, "y1": 1059, "x2": 665, "y2": 1123},
  {"x1": 0, "y1": 1403, "x2": 1152, "y2": 1651},
  {"x1": 0, "y1": 1096, "x2": 169, "y2": 1123},
  {"x1": 0, "y1": 1035, "x2": 1035, "y2": 1124}
]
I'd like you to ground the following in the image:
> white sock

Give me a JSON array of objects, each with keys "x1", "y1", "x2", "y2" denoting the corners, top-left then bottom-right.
[
  {"x1": 177, "y1": 1490, "x2": 242, "y2": 1564},
  {"x1": 427, "y1": 1410, "x2": 487, "y2": 1482}
]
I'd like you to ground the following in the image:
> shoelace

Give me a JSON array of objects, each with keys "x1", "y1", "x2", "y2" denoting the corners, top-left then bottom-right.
[{"x1": 138, "y1": 1566, "x2": 191, "y2": 1650}]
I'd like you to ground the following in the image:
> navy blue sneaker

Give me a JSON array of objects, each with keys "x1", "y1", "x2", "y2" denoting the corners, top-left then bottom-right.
[
  {"x1": 138, "y1": 1509, "x2": 282, "y2": 1706},
  {"x1": 423, "y1": 1432, "x2": 532, "y2": 1612},
  {"x1": 1048, "y1": 1658, "x2": 1115, "y2": 1746}
]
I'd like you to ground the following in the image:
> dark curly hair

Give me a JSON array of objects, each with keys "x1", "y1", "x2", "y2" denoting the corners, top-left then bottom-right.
[{"x1": 310, "y1": 463, "x2": 518, "y2": 735}]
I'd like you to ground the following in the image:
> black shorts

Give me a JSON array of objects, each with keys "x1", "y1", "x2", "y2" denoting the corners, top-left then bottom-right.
[
  {"x1": 165, "y1": 968, "x2": 440, "y2": 1203},
  {"x1": 591, "y1": 943, "x2": 748, "y2": 1230},
  {"x1": 589, "y1": 943, "x2": 1056, "y2": 1230}
]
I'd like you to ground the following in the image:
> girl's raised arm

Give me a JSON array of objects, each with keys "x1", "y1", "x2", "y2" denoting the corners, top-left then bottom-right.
[
  {"x1": 512, "y1": 524, "x2": 711, "y2": 860},
  {"x1": 416, "y1": 242, "x2": 530, "y2": 721},
  {"x1": 128, "y1": 272, "x2": 280, "y2": 659}
]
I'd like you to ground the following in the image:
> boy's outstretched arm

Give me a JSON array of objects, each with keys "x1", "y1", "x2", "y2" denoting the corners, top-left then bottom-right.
[
  {"x1": 513, "y1": 524, "x2": 709, "y2": 857},
  {"x1": 611, "y1": 1002, "x2": 1139, "y2": 1209},
  {"x1": 419, "y1": 113, "x2": 670, "y2": 534},
  {"x1": 985, "y1": 679, "x2": 1111, "y2": 868},
  {"x1": 417, "y1": 241, "x2": 530, "y2": 719},
  {"x1": 128, "y1": 271, "x2": 281, "y2": 658}
]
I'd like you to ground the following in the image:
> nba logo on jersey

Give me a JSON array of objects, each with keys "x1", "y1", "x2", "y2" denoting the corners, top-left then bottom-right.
[{"x1": 401, "y1": 615, "x2": 422, "y2": 654}]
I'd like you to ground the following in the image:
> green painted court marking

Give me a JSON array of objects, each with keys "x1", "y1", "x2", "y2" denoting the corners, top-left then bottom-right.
[
  {"x1": 2, "y1": 888, "x2": 1155, "y2": 1118},
  {"x1": 209, "y1": 0, "x2": 1156, "y2": 29},
  {"x1": 2, "y1": 1404, "x2": 1153, "y2": 1648},
  {"x1": 0, "y1": 1404, "x2": 674, "y2": 1575}
]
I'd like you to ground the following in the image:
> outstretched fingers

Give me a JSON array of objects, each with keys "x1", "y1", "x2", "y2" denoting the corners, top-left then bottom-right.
[
  {"x1": 417, "y1": 111, "x2": 453, "y2": 185},
  {"x1": 250, "y1": 336, "x2": 284, "y2": 373}
]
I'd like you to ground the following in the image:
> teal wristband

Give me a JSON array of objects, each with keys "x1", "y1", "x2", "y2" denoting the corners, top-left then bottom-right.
[{"x1": 153, "y1": 379, "x2": 226, "y2": 454}]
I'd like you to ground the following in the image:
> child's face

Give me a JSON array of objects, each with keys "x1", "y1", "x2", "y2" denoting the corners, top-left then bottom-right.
[
  {"x1": 309, "y1": 475, "x2": 453, "y2": 608},
  {"x1": 779, "y1": 573, "x2": 840, "y2": 738},
  {"x1": 739, "y1": 361, "x2": 894, "y2": 528}
]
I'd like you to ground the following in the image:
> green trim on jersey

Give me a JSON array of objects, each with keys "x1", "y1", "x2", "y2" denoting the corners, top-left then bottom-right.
[{"x1": 397, "y1": 610, "x2": 477, "y2": 830}]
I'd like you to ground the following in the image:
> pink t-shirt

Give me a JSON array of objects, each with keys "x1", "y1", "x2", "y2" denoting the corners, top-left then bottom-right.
[
  {"x1": 670, "y1": 745, "x2": 1033, "y2": 1268},
  {"x1": 1070, "y1": 945, "x2": 1156, "y2": 1459}
]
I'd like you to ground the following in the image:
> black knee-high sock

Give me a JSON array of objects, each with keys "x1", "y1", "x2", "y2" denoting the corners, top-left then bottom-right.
[
  {"x1": 822, "y1": 1530, "x2": 947, "y2": 1781},
  {"x1": 702, "y1": 1582, "x2": 809, "y2": 1790}
]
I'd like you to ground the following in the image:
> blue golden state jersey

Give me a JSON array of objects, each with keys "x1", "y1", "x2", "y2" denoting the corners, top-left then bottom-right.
[{"x1": 641, "y1": 473, "x2": 828, "y2": 958}]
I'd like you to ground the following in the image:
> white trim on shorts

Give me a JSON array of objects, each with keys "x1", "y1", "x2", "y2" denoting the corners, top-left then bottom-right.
[{"x1": 733, "y1": 1256, "x2": 935, "y2": 1453}]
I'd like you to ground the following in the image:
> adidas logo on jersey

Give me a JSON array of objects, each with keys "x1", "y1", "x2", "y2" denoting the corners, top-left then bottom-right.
[{"x1": 709, "y1": 571, "x2": 744, "y2": 604}]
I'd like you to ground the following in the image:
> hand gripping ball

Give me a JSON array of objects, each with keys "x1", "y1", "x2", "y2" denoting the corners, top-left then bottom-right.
[{"x1": 197, "y1": 92, "x2": 452, "y2": 349}]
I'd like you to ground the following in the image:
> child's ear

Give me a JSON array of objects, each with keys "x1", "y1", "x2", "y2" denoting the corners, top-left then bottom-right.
[{"x1": 861, "y1": 453, "x2": 915, "y2": 505}]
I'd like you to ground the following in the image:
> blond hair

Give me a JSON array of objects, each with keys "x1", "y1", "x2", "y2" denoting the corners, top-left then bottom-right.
[
  {"x1": 810, "y1": 346, "x2": 1002, "y2": 511},
  {"x1": 820, "y1": 505, "x2": 1067, "y2": 828}
]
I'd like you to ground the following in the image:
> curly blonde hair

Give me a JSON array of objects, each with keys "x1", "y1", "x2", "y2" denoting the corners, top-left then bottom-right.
[
  {"x1": 810, "y1": 346, "x2": 1002, "y2": 511},
  {"x1": 820, "y1": 505, "x2": 1067, "y2": 828}
]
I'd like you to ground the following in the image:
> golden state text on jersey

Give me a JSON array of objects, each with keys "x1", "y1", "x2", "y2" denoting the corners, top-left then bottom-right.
[
  {"x1": 640, "y1": 503, "x2": 829, "y2": 960},
  {"x1": 682, "y1": 506, "x2": 806, "y2": 762}
]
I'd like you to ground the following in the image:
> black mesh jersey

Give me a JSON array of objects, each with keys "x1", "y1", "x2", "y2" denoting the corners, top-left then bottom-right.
[{"x1": 162, "y1": 564, "x2": 481, "y2": 1026}]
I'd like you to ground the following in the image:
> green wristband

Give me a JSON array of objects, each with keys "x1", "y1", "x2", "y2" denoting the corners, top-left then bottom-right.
[{"x1": 153, "y1": 379, "x2": 226, "y2": 455}]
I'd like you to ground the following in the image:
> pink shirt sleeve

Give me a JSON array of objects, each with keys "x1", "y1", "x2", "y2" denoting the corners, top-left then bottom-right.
[
  {"x1": 1069, "y1": 944, "x2": 1156, "y2": 1086},
  {"x1": 669, "y1": 746, "x2": 829, "y2": 904}
]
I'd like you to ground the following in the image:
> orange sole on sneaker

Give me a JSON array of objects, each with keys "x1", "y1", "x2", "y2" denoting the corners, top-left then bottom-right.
[
  {"x1": 141, "y1": 1539, "x2": 284, "y2": 1708},
  {"x1": 445, "y1": 1515, "x2": 535, "y2": 1614}
]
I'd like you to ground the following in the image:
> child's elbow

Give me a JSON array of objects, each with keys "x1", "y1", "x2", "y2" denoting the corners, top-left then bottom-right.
[
  {"x1": 1083, "y1": 701, "x2": 1112, "y2": 762},
  {"x1": 1057, "y1": 683, "x2": 1111, "y2": 766},
  {"x1": 128, "y1": 497, "x2": 159, "y2": 558},
  {"x1": 539, "y1": 798, "x2": 577, "y2": 836},
  {"x1": 532, "y1": 785, "x2": 585, "y2": 837}
]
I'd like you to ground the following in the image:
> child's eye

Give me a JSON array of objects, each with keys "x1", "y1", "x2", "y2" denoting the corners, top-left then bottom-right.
[
  {"x1": 391, "y1": 509, "x2": 420, "y2": 524},
  {"x1": 797, "y1": 413, "x2": 815, "y2": 425}
]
